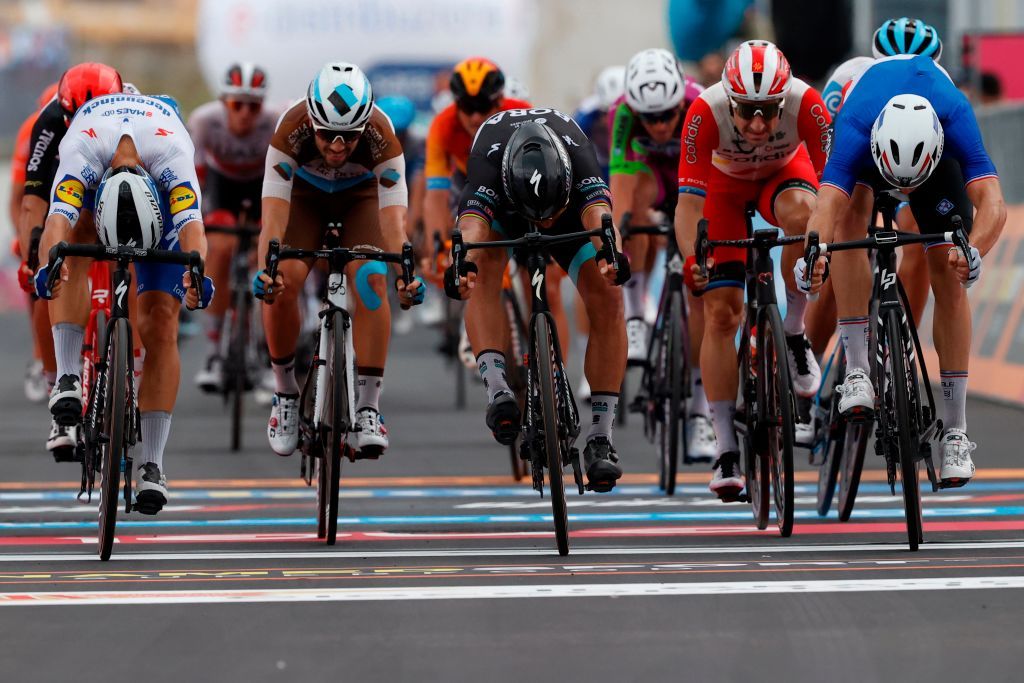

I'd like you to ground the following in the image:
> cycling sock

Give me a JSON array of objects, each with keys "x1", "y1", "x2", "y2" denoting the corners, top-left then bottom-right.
[
  {"x1": 270, "y1": 354, "x2": 299, "y2": 395},
  {"x1": 53, "y1": 323, "x2": 84, "y2": 379},
  {"x1": 356, "y1": 368, "x2": 384, "y2": 412},
  {"x1": 940, "y1": 370, "x2": 968, "y2": 432},
  {"x1": 477, "y1": 349, "x2": 510, "y2": 404},
  {"x1": 623, "y1": 271, "x2": 647, "y2": 321},
  {"x1": 588, "y1": 392, "x2": 619, "y2": 441},
  {"x1": 838, "y1": 317, "x2": 870, "y2": 373},
  {"x1": 139, "y1": 411, "x2": 172, "y2": 470},
  {"x1": 709, "y1": 400, "x2": 739, "y2": 455},
  {"x1": 783, "y1": 288, "x2": 808, "y2": 336},
  {"x1": 690, "y1": 368, "x2": 709, "y2": 417},
  {"x1": 204, "y1": 314, "x2": 224, "y2": 356}
]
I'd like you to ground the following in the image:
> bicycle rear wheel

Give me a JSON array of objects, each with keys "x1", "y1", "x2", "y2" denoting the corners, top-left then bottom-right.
[
  {"x1": 885, "y1": 308, "x2": 923, "y2": 550},
  {"x1": 325, "y1": 311, "x2": 349, "y2": 546},
  {"x1": 740, "y1": 323, "x2": 769, "y2": 529},
  {"x1": 760, "y1": 306, "x2": 796, "y2": 537},
  {"x1": 658, "y1": 290, "x2": 685, "y2": 496},
  {"x1": 98, "y1": 317, "x2": 130, "y2": 561},
  {"x1": 816, "y1": 350, "x2": 845, "y2": 517},
  {"x1": 535, "y1": 316, "x2": 569, "y2": 556}
]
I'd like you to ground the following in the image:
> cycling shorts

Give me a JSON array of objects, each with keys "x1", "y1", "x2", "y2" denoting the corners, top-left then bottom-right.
[
  {"x1": 282, "y1": 178, "x2": 385, "y2": 252},
  {"x1": 491, "y1": 213, "x2": 594, "y2": 287},
  {"x1": 856, "y1": 157, "x2": 973, "y2": 248},
  {"x1": 704, "y1": 144, "x2": 818, "y2": 267},
  {"x1": 204, "y1": 168, "x2": 263, "y2": 220}
]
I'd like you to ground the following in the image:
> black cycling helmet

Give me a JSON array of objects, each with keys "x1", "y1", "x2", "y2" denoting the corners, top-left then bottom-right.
[{"x1": 500, "y1": 121, "x2": 572, "y2": 222}]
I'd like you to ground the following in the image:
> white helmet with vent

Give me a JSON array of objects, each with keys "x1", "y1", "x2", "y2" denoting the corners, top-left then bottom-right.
[
  {"x1": 94, "y1": 166, "x2": 163, "y2": 249},
  {"x1": 625, "y1": 48, "x2": 686, "y2": 113},
  {"x1": 306, "y1": 62, "x2": 374, "y2": 131},
  {"x1": 870, "y1": 94, "x2": 944, "y2": 189}
]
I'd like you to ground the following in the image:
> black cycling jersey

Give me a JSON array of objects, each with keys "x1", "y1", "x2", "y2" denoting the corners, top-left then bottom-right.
[
  {"x1": 859, "y1": 157, "x2": 973, "y2": 237},
  {"x1": 23, "y1": 99, "x2": 67, "y2": 200}
]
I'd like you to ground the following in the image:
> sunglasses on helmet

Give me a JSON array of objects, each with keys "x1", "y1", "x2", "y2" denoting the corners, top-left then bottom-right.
[
  {"x1": 226, "y1": 99, "x2": 263, "y2": 113},
  {"x1": 639, "y1": 108, "x2": 679, "y2": 124},
  {"x1": 456, "y1": 96, "x2": 499, "y2": 115},
  {"x1": 313, "y1": 126, "x2": 363, "y2": 144},
  {"x1": 731, "y1": 99, "x2": 784, "y2": 121}
]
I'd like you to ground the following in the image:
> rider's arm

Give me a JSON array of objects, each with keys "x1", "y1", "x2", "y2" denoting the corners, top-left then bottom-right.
[
  {"x1": 178, "y1": 220, "x2": 208, "y2": 261},
  {"x1": 258, "y1": 143, "x2": 298, "y2": 267},
  {"x1": 965, "y1": 177, "x2": 1006, "y2": 257},
  {"x1": 424, "y1": 113, "x2": 454, "y2": 240},
  {"x1": 805, "y1": 185, "x2": 850, "y2": 244},
  {"x1": 674, "y1": 96, "x2": 716, "y2": 259},
  {"x1": 795, "y1": 85, "x2": 832, "y2": 178},
  {"x1": 607, "y1": 103, "x2": 638, "y2": 226},
  {"x1": 17, "y1": 196, "x2": 47, "y2": 261}
]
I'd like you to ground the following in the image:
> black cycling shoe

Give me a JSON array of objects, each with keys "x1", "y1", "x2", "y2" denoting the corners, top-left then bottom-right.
[
  {"x1": 48, "y1": 374, "x2": 82, "y2": 426},
  {"x1": 583, "y1": 436, "x2": 623, "y2": 492},
  {"x1": 486, "y1": 392, "x2": 521, "y2": 445},
  {"x1": 134, "y1": 463, "x2": 168, "y2": 515}
]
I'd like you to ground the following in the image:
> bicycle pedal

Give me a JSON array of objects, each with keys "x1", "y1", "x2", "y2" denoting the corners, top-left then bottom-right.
[
  {"x1": 683, "y1": 455, "x2": 713, "y2": 465},
  {"x1": 844, "y1": 407, "x2": 874, "y2": 423},
  {"x1": 938, "y1": 478, "x2": 970, "y2": 490},
  {"x1": 132, "y1": 491, "x2": 166, "y2": 516},
  {"x1": 353, "y1": 446, "x2": 383, "y2": 461},
  {"x1": 585, "y1": 479, "x2": 616, "y2": 493},
  {"x1": 716, "y1": 490, "x2": 745, "y2": 503},
  {"x1": 51, "y1": 446, "x2": 78, "y2": 463}
]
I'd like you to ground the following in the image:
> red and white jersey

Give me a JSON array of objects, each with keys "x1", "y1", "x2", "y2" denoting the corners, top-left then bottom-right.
[
  {"x1": 188, "y1": 100, "x2": 278, "y2": 181},
  {"x1": 822, "y1": 56, "x2": 875, "y2": 117},
  {"x1": 678, "y1": 79, "x2": 831, "y2": 192},
  {"x1": 47, "y1": 93, "x2": 202, "y2": 233}
]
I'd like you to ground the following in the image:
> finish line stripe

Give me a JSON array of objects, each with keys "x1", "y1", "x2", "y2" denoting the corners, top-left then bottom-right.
[{"x1": 4, "y1": 576, "x2": 1024, "y2": 605}]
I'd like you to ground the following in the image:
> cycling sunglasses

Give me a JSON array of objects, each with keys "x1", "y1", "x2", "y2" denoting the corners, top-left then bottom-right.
[
  {"x1": 226, "y1": 99, "x2": 262, "y2": 113},
  {"x1": 731, "y1": 99, "x2": 784, "y2": 120},
  {"x1": 456, "y1": 96, "x2": 499, "y2": 115},
  {"x1": 313, "y1": 126, "x2": 363, "y2": 145},
  {"x1": 639, "y1": 108, "x2": 679, "y2": 124}
]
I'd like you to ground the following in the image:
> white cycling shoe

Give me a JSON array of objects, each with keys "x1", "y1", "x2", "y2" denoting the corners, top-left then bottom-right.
[
  {"x1": 626, "y1": 318, "x2": 649, "y2": 365},
  {"x1": 353, "y1": 408, "x2": 389, "y2": 457},
  {"x1": 268, "y1": 393, "x2": 299, "y2": 456},
  {"x1": 25, "y1": 360, "x2": 48, "y2": 403},
  {"x1": 686, "y1": 415, "x2": 717, "y2": 461},
  {"x1": 940, "y1": 428, "x2": 976, "y2": 486},
  {"x1": 785, "y1": 334, "x2": 821, "y2": 397},
  {"x1": 709, "y1": 451, "x2": 745, "y2": 501},
  {"x1": 837, "y1": 369, "x2": 874, "y2": 418}
]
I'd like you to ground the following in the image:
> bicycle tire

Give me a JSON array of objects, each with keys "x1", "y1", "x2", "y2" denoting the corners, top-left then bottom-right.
[
  {"x1": 536, "y1": 317, "x2": 569, "y2": 556},
  {"x1": 229, "y1": 288, "x2": 250, "y2": 452},
  {"x1": 837, "y1": 420, "x2": 870, "y2": 521},
  {"x1": 660, "y1": 290, "x2": 684, "y2": 495},
  {"x1": 815, "y1": 351, "x2": 846, "y2": 517},
  {"x1": 325, "y1": 311, "x2": 348, "y2": 546},
  {"x1": 761, "y1": 306, "x2": 796, "y2": 537},
  {"x1": 885, "y1": 308, "x2": 923, "y2": 551},
  {"x1": 299, "y1": 338, "x2": 328, "y2": 540},
  {"x1": 82, "y1": 310, "x2": 108, "y2": 504},
  {"x1": 98, "y1": 317, "x2": 130, "y2": 561},
  {"x1": 740, "y1": 322, "x2": 770, "y2": 529}
]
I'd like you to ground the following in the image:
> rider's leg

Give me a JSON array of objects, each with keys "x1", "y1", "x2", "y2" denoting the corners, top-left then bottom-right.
[
  {"x1": 831, "y1": 184, "x2": 876, "y2": 375},
  {"x1": 466, "y1": 236, "x2": 512, "y2": 402},
  {"x1": 623, "y1": 172, "x2": 657, "y2": 361},
  {"x1": 895, "y1": 204, "x2": 931, "y2": 326},
  {"x1": 263, "y1": 258, "x2": 311, "y2": 395},
  {"x1": 804, "y1": 278, "x2": 836, "y2": 358},
  {"x1": 348, "y1": 259, "x2": 391, "y2": 409},
  {"x1": 32, "y1": 298, "x2": 56, "y2": 387},
  {"x1": 198, "y1": 231, "x2": 235, "y2": 370},
  {"x1": 928, "y1": 244, "x2": 971, "y2": 432},
  {"x1": 701, "y1": 285, "x2": 744, "y2": 455}
]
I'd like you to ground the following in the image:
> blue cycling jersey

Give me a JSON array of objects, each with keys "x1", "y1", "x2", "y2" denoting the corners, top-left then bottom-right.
[{"x1": 821, "y1": 55, "x2": 997, "y2": 195}]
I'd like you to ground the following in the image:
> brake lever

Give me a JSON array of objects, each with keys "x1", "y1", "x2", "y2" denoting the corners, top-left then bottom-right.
[
  {"x1": 804, "y1": 231, "x2": 821, "y2": 302},
  {"x1": 450, "y1": 229, "x2": 465, "y2": 286},
  {"x1": 264, "y1": 239, "x2": 281, "y2": 300},
  {"x1": 46, "y1": 242, "x2": 69, "y2": 294},
  {"x1": 600, "y1": 213, "x2": 620, "y2": 272},
  {"x1": 695, "y1": 219, "x2": 710, "y2": 281},
  {"x1": 949, "y1": 215, "x2": 972, "y2": 266},
  {"x1": 400, "y1": 242, "x2": 415, "y2": 285},
  {"x1": 188, "y1": 251, "x2": 205, "y2": 306}
]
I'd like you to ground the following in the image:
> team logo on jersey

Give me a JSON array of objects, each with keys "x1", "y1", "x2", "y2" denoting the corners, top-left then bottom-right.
[
  {"x1": 54, "y1": 175, "x2": 85, "y2": 209},
  {"x1": 379, "y1": 168, "x2": 401, "y2": 188},
  {"x1": 155, "y1": 128, "x2": 174, "y2": 136},
  {"x1": 169, "y1": 182, "x2": 197, "y2": 215},
  {"x1": 82, "y1": 128, "x2": 97, "y2": 139},
  {"x1": 273, "y1": 162, "x2": 294, "y2": 181},
  {"x1": 936, "y1": 199, "x2": 954, "y2": 215}
]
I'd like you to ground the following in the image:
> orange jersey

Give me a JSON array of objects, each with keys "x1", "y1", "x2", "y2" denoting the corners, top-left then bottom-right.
[
  {"x1": 10, "y1": 112, "x2": 37, "y2": 187},
  {"x1": 424, "y1": 98, "x2": 531, "y2": 190}
]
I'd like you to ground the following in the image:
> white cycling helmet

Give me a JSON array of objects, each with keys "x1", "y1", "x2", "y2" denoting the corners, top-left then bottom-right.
[
  {"x1": 94, "y1": 166, "x2": 163, "y2": 249},
  {"x1": 595, "y1": 65, "x2": 626, "y2": 110},
  {"x1": 306, "y1": 62, "x2": 374, "y2": 131},
  {"x1": 625, "y1": 48, "x2": 686, "y2": 113},
  {"x1": 870, "y1": 94, "x2": 944, "y2": 189}
]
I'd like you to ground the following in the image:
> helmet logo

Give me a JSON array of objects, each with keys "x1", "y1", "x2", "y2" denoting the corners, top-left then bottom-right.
[{"x1": 530, "y1": 169, "x2": 542, "y2": 197}]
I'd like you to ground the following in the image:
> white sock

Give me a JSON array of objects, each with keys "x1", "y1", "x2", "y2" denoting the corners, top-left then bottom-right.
[
  {"x1": 53, "y1": 323, "x2": 84, "y2": 379},
  {"x1": 783, "y1": 288, "x2": 808, "y2": 336},
  {"x1": 624, "y1": 271, "x2": 647, "y2": 321},
  {"x1": 476, "y1": 350, "x2": 510, "y2": 403},
  {"x1": 690, "y1": 368, "x2": 709, "y2": 417},
  {"x1": 271, "y1": 355, "x2": 299, "y2": 395},
  {"x1": 139, "y1": 411, "x2": 172, "y2": 470},
  {"x1": 589, "y1": 392, "x2": 619, "y2": 442},
  {"x1": 709, "y1": 400, "x2": 739, "y2": 455},
  {"x1": 940, "y1": 371, "x2": 968, "y2": 432},
  {"x1": 839, "y1": 317, "x2": 870, "y2": 373},
  {"x1": 357, "y1": 370, "x2": 384, "y2": 412}
]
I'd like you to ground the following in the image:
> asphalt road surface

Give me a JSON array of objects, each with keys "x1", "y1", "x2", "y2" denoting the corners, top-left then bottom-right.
[{"x1": 2, "y1": 309, "x2": 1023, "y2": 682}]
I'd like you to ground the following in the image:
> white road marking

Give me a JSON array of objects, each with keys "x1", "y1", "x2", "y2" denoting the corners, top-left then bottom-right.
[
  {"x1": 3, "y1": 539, "x2": 1024, "y2": 563},
  {"x1": 4, "y1": 576, "x2": 1024, "y2": 606}
]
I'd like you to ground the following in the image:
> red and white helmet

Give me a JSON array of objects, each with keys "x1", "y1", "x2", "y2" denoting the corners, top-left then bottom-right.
[
  {"x1": 221, "y1": 62, "x2": 268, "y2": 100},
  {"x1": 722, "y1": 40, "x2": 792, "y2": 102}
]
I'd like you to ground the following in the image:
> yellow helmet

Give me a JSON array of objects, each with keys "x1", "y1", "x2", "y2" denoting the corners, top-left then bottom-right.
[{"x1": 450, "y1": 57, "x2": 505, "y2": 112}]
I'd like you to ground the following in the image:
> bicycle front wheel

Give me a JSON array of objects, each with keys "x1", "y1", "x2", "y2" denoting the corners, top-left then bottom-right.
[
  {"x1": 760, "y1": 306, "x2": 796, "y2": 537},
  {"x1": 885, "y1": 308, "x2": 923, "y2": 550},
  {"x1": 535, "y1": 316, "x2": 569, "y2": 556},
  {"x1": 739, "y1": 321, "x2": 769, "y2": 529},
  {"x1": 658, "y1": 289, "x2": 685, "y2": 496},
  {"x1": 325, "y1": 311, "x2": 349, "y2": 546},
  {"x1": 98, "y1": 317, "x2": 131, "y2": 561},
  {"x1": 816, "y1": 350, "x2": 846, "y2": 517}
]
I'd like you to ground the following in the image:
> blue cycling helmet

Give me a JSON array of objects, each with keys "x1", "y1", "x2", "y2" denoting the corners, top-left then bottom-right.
[
  {"x1": 376, "y1": 95, "x2": 416, "y2": 134},
  {"x1": 872, "y1": 17, "x2": 942, "y2": 61}
]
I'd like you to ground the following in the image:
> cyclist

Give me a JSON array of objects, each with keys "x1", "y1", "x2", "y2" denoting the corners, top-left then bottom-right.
[
  {"x1": 575, "y1": 66, "x2": 625, "y2": 178},
  {"x1": 611, "y1": 48, "x2": 715, "y2": 458},
  {"x1": 444, "y1": 107, "x2": 629, "y2": 492},
  {"x1": 32, "y1": 91, "x2": 213, "y2": 514},
  {"x1": 807, "y1": 18, "x2": 944, "y2": 357},
  {"x1": 676, "y1": 40, "x2": 831, "y2": 499},
  {"x1": 10, "y1": 82, "x2": 59, "y2": 403},
  {"x1": 803, "y1": 54, "x2": 1006, "y2": 487},
  {"x1": 17, "y1": 63, "x2": 137, "y2": 458},
  {"x1": 253, "y1": 62, "x2": 424, "y2": 458},
  {"x1": 188, "y1": 62, "x2": 277, "y2": 392}
]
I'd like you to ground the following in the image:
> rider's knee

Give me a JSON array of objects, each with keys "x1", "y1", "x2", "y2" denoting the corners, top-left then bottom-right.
[
  {"x1": 353, "y1": 261, "x2": 389, "y2": 312},
  {"x1": 704, "y1": 292, "x2": 743, "y2": 335},
  {"x1": 138, "y1": 296, "x2": 180, "y2": 349}
]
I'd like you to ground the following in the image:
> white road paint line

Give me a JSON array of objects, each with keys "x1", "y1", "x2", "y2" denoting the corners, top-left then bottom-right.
[
  {"x1": 3, "y1": 576, "x2": 1024, "y2": 606},
  {"x1": 4, "y1": 539, "x2": 1024, "y2": 563}
]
